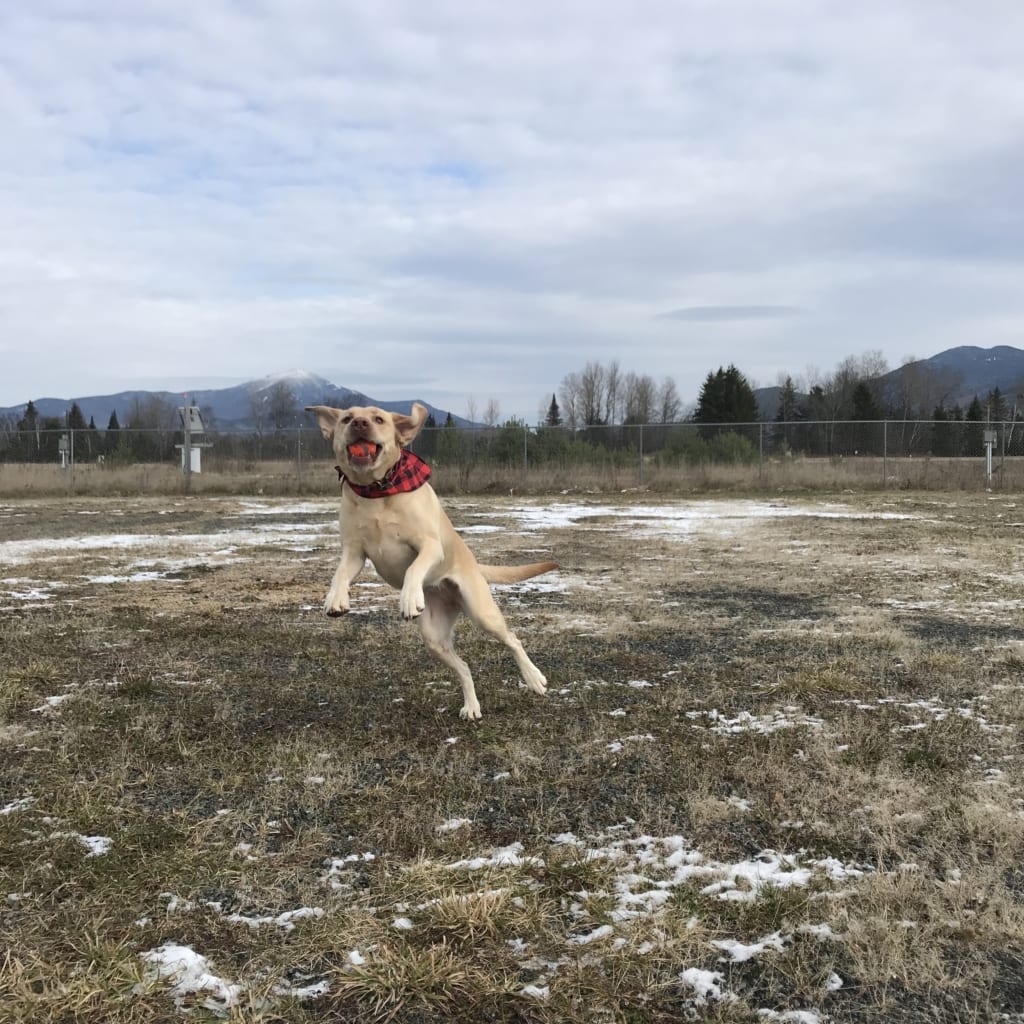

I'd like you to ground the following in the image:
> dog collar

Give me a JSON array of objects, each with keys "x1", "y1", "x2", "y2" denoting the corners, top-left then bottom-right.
[{"x1": 336, "y1": 449, "x2": 432, "y2": 498}]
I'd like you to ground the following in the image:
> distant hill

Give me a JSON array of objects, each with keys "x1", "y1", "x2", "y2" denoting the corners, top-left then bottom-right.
[
  {"x1": 755, "y1": 345, "x2": 1024, "y2": 419},
  {"x1": 908, "y1": 345, "x2": 1024, "y2": 406},
  {"x1": 7, "y1": 348, "x2": 1023, "y2": 430},
  {"x1": 0, "y1": 370, "x2": 474, "y2": 430}
]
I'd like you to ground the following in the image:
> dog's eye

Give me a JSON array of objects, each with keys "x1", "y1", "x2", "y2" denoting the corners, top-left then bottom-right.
[
  {"x1": 341, "y1": 415, "x2": 352, "y2": 423},
  {"x1": 374, "y1": 416, "x2": 384, "y2": 424}
]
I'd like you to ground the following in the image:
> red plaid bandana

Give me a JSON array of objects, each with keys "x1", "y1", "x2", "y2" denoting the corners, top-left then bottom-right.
[{"x1": 336, "y1": 449, "x2": 432, "y2": 498}]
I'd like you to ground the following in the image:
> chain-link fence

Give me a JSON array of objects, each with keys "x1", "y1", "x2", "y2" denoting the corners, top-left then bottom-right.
[{"x1": 1, "y1": 419, "x2": 1022, "y2": 493}]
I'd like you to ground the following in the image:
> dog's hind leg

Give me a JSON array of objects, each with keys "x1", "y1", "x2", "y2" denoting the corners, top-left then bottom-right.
[
  {"x1": 457, "y1": 575, "x2": 548, "y2": 699},
  {"x1": 418, "y1": 589, "x2": 482, "y2": 721}
]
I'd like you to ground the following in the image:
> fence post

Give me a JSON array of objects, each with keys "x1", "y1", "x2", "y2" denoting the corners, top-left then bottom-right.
[
  {"x1": 183, "y1": 405, "x2": 192, "y2": 494},
  {"x1": 639, "y1": 424, "x2": 644, "y2": 487},
  {"x1": 758, "y1": 422, "x2": 764, "y2": 480},
  {"x1": 523, "y1": 423, "x2": 528, "y2": 476},
  {"x1": 70, "y1": 427, "x2": 75, "y2": 492},
  {"x1": 883, "y1": 420, "x2": 887, "y2": 488},
  {"x1": 296, "y1": 427, "x2": 303, "y2": 492}
]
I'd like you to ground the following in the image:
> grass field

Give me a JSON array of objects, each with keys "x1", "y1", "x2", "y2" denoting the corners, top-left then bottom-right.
[
  {"x1": 2, "y1": 491, "x2": 1024, "y2": 1022},
  {"x1": 1, "y1": 450, "x2": 1019, "y2": 497}
]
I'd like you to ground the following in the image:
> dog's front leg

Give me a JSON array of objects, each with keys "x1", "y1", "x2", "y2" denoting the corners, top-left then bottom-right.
[
  {"x1": 399, "y1": 539, "x2": 444, "y2": 619},
  {"x1": 325, "y1": 545, "x2": 365, "y2": 616}
]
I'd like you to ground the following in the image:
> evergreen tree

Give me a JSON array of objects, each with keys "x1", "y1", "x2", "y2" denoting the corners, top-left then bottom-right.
[
  {"x1": 105, "y1": 410, "x2": 121, "y2": 456},
  {"x1": 964, "y1": 396, "x2": 985, "y2": 454},
  {"x1": 850, "y1": 381, "x2": 881, "y2": 420},
  {"x1": 774, "y1": 376, "x2": 802, "y2": 453},
  {"x1": 931, "y1": 405, "x2": 958, "y2": 457},
  {"x1": 20, "y1": 400, "x2": 38, "y2": 431},
  {"x1": 775, "y1": 377, "x2": 801, "y2": 422},
  {"x1": 17, "y1": 400, "x2": 40, "y2": 453},
  {"x1": 545, "y1": 394, "x2": 563, "y2": 428},
  {"x1": 694, "y1": 365, "x2": 758, "y2": 425},
  {"x1": 417, "y1": 413, "x2": 438, "y2": 459},
  {"x1": 437, "y1": 412, "x2": 462, "y2": 466},
  {"x1": 67, "y1": 402, "x2": 88, "y2": 431},
  {"x1": 985, "y1": 387, "x2": 1007, "y2": 422}
]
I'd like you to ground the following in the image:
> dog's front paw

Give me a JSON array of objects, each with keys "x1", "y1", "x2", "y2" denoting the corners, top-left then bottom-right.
[
  {"x1": 399, "y1": 587, "x2": 425, "y2": 620},
  {"x1": 523, "y1": 667, "x2": 548, "y2": 696},
  {"x1": 460, "y1": 700, "x2": 482, "y2": 721},
  {"x1": 324, "y1": 594, "x2": 350, "y2": 617}
]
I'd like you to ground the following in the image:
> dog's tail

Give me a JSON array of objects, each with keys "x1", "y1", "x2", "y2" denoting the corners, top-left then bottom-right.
[{"x1": 479, "y1": 561, "x2": 558, "y2": 584}]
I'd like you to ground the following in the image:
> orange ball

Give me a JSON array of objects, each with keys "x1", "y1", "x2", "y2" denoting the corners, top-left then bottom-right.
[{"x1": 348, "y1": 441, "x2": 376, "y2": 460}]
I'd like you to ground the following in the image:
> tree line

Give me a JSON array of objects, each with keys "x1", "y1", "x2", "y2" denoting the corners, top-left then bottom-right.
[
  {"x1": 4, "y1": 350, "x2": 1022, "y2": 469},
  {"x1": 544, "y1": 351, "x2": 1024, "y2": 430}
]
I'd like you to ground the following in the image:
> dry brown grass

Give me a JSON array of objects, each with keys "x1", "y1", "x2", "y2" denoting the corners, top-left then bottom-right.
[
  {"x1": 3, "y1": 451, "x2": 1021, "y2": 497},
  {"x1": 2, "y1": 491, "x2": 1024, "y2": 1021}
]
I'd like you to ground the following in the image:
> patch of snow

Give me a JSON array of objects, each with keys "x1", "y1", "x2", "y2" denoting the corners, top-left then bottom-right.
[
  {"x1": 437, "y1": 817, "x2": 472, "y2": 834},
  {"x1": 712, "y1": 931, "x2": 788, "y2": 961},
  {"x1": 448, "y1": 842, "x2": 542, "y2": 871},
  {"x1": 520, "y1": 984, "x2": 550, "y2": 999},
  {"x1": 274, "y1": 979, "x2": 330, "y2": 1000},
  {"x1": 688, "y1": 708, "x2": 825, "y2": 735},
  {"x1": 136, "y1": 944, "x2": 244, "y2": 1012},
  {"x1": 1, "y1": 797, "x2": 35, "y2": 815},
  {"x1": 570, "y1": 924, "x2": 615, "y2": 945},
  {"x1": 224, "y1": 907, "x2": 324, "y2": 931},
  {"x1": 679, "y1": 968, "x2": 734, "y2": 1005}
]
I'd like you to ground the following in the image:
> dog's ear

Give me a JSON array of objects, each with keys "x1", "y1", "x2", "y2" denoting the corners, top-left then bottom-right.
[
  {"x1": 305, "y1": 405, "x2": 344, "y2": 441},
  {"x1": 392, "y1": 403, "x2": 429, "y2": 447}
]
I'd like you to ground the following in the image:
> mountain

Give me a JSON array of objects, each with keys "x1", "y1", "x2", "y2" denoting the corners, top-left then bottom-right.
[
  {"x1": 0, "y1": 371, "x2": 474, "y2": 430},
  {"x1": 907, "y1": 345, "x2": 1024, "y2": 406},
  {"x1": 755, "y1": 345, "x2": 1024, "y2": 419}
]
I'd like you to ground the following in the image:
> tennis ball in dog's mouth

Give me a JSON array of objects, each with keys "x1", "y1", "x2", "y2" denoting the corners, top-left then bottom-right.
[{"x1": 347, "y1": 441, "x2": 380, "y2": 461}]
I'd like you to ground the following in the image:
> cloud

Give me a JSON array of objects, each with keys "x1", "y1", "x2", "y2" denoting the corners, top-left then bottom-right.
[
  {"x1": 1, "y1": 1, "x2": 1023, "y2": 420},
  {"x1": 659, "y1": 306, "x2": 802, "y2": 322}
]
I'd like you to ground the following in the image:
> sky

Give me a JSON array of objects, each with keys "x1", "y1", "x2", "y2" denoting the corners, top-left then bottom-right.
[{"x1": 2, "y1": 1, "x2": 1023, "y2": 423}]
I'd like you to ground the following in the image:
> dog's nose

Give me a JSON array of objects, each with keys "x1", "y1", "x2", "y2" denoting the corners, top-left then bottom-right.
[{"x1": 351, "y1": 416, "x2": 370, "y2": 433}]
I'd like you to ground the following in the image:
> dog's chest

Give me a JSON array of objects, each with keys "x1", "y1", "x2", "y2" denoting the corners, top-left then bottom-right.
[
  {"x1": 365, "y1": 527, "x2": 415, "y2": 570},
  {"x1": 347, "y1": 507, "x2": 418, "y2": 583}
]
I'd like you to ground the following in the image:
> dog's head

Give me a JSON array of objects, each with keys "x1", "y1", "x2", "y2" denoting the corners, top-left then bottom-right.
[{"x1": 305, "y1": 403, "x2": 428, "y2": 484}]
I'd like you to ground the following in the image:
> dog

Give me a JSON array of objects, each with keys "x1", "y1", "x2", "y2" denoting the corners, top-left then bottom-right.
[{"x1": 306, "y1": 402, "x2": 557, "y2": 720}]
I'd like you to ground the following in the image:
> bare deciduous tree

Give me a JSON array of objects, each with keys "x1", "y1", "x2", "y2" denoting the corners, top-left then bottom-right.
[
  {"x1": 622, "y1": 372, "x2": 656, "y2": 424},
  {"x1": 888, "y1": 356, "x2": 962, "y2": 418},
  {"x1": 579, "y1": 361, "x2": 607, "y2": 425},
  {"x1": 558, "y1": 371, "x2": 583, "y2": 431},
  {"x1": 267, "y1": 382, "x2": 297, "y2": 431},
  {"x1": 657, "y1": 376, "x2": 682, "y2": 423},
  {"x1": 559, "y1": 361, "x2": 683, "y2": 427}
]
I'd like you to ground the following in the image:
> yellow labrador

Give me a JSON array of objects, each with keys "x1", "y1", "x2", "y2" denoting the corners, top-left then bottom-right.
[{"x1": 306, "y1": 402, "x2": 557, "y2": 720}]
